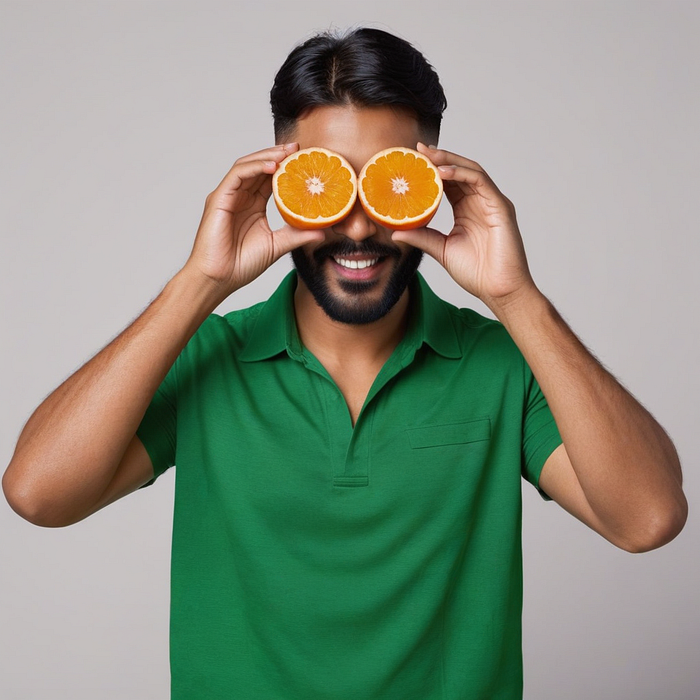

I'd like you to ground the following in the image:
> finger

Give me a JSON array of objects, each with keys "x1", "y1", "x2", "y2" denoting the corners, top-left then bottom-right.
[
  {"x1": 416, "y1": 142, "x2": 487, "y2": 174},
  {"x1": 440, "y1": 177, "x2": 470, "y2": 202},
  {"x1": 416, "y1": 143, "x2": 499, "y2": 205},
  {"x1": 437, "y1": 165, "x2": 516, "y2": 220},
  {"x1": 232, "y1": 141, "x2": 299, "y2": 167},
  {"x1": 213, "y1": 158, "x2": 281, "y2": 199},
  {"x1": 391, "y1": 226, "x2": 447, "y2": 266},
  {"x1": 214, "y1": 143, "x2": 299, "y2": 193},
  {"x1": 436, "y1": 163, "x2": 503, "y2": 198},
  {"x1": 272, "y1": 225, "x2": 326, "y2": 257}
]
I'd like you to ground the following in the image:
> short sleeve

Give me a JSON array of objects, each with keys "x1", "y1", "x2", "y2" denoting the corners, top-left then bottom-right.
[
  {"x1": 521, "y1": 360, "x2": 562, "y2": 500},
  {"x1": 136, "y1": 360, "x2": 178, "y2": 488}
]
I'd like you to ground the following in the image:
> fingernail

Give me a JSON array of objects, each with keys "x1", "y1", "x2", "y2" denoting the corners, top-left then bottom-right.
[
  {"x1": 438, "y1": 165, "x2": 454, "y2": 172},
  {"x1": 284, "y1": 142, "x2": 298, "y2": 148},
  {"x1": 428, "y1": 144, "x2": 438, "y2": 150}
]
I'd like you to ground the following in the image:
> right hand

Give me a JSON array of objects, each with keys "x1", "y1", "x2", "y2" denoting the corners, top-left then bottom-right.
[{"x1": 183, "y1": 143, "x2": 325, "y2": 301}]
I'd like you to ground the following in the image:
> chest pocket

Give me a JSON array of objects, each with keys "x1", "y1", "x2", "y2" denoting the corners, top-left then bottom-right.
[{"x1": 407, "y1": 418, "x2": 491, "y2": 449}]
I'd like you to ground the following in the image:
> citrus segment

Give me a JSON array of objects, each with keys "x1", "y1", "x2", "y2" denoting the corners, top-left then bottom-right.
[
  {"x1": 358, "y1": 147, "x2": 443, "y2": 230},
  {"x1": 272, "y1": 147, "x2": 357, "y2": 229}
]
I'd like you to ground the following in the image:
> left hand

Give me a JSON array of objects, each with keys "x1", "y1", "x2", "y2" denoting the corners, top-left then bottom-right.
[{"x1": 392, "y1": 143, "x2": 537, "y2": 313}]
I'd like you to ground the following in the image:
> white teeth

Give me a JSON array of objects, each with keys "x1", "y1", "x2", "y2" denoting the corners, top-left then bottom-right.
[{"x1": 334, "y1": 257, "x2": 379, "y2": 269}]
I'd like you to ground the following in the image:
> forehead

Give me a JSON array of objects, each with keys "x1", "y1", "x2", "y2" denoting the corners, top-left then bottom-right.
[{"x1": 288, "y1": 105, "x2": 422, "y2": 172}]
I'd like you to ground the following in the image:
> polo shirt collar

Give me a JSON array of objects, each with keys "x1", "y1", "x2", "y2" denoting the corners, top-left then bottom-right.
[
  {"x1": 239, "y1": 271, "x2": 301, "y2": 362},
  {"x1": 239, "y1": 269, "x2": 462, "y2": 362},
  {"x1": 411, "y1": 272, "x2": 463, "y2": 359}
]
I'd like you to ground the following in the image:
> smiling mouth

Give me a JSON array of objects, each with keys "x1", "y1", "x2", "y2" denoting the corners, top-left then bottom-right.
[{"x1": 332, "y1": 256, "x2": 380, "y2": 269}]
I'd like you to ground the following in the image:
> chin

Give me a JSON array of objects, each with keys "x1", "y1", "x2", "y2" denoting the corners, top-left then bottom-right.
[{"x1": 291, "y1": 245, "x2": 423, "y2": 325}]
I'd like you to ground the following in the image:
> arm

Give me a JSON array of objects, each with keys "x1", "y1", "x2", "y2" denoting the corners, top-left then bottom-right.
[
  {"x1": 3, "y1": 269, "x2": 220, "y2": 527},
  {"x1": 2, "y1": 142, "x2": 322, "y2": 527},
  {"x1": 394, "y1": 143, "x2": 687, "y2": 553},
  {"x1": 497, "y1": 288, "x2": 685, "y2": 552}
]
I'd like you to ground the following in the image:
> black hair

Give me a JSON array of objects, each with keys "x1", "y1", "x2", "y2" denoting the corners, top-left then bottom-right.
[{"x1": 270, "y1": 27, "x2": 447, "y2": 143}]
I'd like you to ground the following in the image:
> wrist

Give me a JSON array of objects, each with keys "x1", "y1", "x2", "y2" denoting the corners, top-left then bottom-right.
[
  {"x1": 485, "y1": 283, "x2": 549, "y2": 330},
  {"x1": 168, "y1": 265, "x2": 237, "y2": 320}
]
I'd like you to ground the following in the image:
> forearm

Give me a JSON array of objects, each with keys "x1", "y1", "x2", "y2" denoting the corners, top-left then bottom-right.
[
  {"x1": 493, "y1": 286, "x2": 686, "y2": 543},
  {"x1": 4, "y1": 143, "x2": 311, "y2": 524},
  {"x1": 3, "y1": 266, "x2": 227, "y2": 517},
  {"x1": 407, "y1": 144, "x2": 686, "y2": 548}
]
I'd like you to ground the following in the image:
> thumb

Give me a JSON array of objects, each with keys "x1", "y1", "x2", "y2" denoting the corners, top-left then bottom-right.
[
  {"x1": 273, "y1": 225, "x2": 326, "y2": 258},
  {"x1": 392, "y1": 227, "x2": 446, "y2": 266}
]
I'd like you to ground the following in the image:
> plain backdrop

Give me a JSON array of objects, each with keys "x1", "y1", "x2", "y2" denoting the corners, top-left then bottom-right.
[{"x1": 1, "y1": 2, "x2": 698, "y2": 699}]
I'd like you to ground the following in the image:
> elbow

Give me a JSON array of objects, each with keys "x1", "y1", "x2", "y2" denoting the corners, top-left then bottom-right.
[
  {"x1": 3, "y1": 478, "x2": 52, "y2": 527},
  {"x1": 2, "y1": 462, "x2": 72, "y2": 528},
  {"x1": 618, "y1": 493, "x2": 688, "y2": 554}
]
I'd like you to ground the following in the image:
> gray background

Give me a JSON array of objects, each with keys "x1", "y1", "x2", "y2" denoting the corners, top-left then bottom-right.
[{"x1": 1, "y1": 2, "x2": 698, "y2": 698}]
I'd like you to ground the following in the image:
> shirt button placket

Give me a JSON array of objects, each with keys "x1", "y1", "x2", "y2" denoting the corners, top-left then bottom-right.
[{"x1": 322, "y1": 383, "x2": 369, "y2": 488}]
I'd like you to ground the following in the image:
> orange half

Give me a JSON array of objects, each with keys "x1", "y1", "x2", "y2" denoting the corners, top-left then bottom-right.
[
  {"x1": 272, "y1": 147, "x2": 358, "y2": 229},
  {"x1": 358, "y1": 147, "x2": 443, "y2": 230}
]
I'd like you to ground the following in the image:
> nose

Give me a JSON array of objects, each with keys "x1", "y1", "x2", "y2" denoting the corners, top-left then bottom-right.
[{"x1": 331, "y1": 199, "x2": 378, "y2": 241}]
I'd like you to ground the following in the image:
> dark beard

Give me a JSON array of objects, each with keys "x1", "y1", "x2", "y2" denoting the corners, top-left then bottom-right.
[{"x1": 291, "y1": 239, "x2": 423, "y2": 325}]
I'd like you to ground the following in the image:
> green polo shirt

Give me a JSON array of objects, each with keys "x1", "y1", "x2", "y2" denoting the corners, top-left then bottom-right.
[{"x1": 137, "y1": 270, "x2": 562, "y2": 700}]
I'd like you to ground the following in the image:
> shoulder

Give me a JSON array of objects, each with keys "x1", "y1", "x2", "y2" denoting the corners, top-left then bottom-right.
[
  {"x1": 182, "y1": 301, "x2": 267, "y2": 356},
  {"x1": 446, "y1": 301, "x2": 519, "y2": 356},
  {"x1": 448, "y1": 304, "x2": 501, "y2": 332}
]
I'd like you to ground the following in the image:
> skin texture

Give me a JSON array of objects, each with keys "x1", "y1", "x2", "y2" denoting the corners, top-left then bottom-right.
[{"x1": 2, "y1": 105, "x2": 687, "y2": 552}]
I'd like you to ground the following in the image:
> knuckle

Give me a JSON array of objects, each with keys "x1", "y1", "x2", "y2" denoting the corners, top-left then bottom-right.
[{"x1": 205, "y1": 190, "x2": 221, "y2": 208}]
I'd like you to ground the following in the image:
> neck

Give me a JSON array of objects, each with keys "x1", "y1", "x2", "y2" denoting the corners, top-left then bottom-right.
[{"x1": 293, "y1": 277, "x2": 411, "y2": 367}]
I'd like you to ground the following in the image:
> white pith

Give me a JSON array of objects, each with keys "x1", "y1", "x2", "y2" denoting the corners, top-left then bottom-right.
[
  {"x1": 333, "y1": 257, "x2": 380, "y2": 269},
  {"x1": 391, "y1": 177, "x2": 410, "y2": 195},
  {"x1": 306, "y1": 176, "x2": 325, "y2": 195}
]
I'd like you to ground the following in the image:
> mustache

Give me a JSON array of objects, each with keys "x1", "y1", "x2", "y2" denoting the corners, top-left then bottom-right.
[{"x1": 312, "y1": 240, "x2": 402, "y2": 263}]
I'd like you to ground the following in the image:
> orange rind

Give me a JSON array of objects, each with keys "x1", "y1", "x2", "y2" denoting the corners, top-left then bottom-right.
[
  {"x1": 358, "y1": 147, "x2": 443, "y2": 230},
  {"x1": 272, "y1": 147, "x2": 357, "y2": 229}
]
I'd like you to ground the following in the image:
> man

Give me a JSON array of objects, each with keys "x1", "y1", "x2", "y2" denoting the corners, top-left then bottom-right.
[{"x1": 3, "y1": 27, "x2": 687, "y2": 700}]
